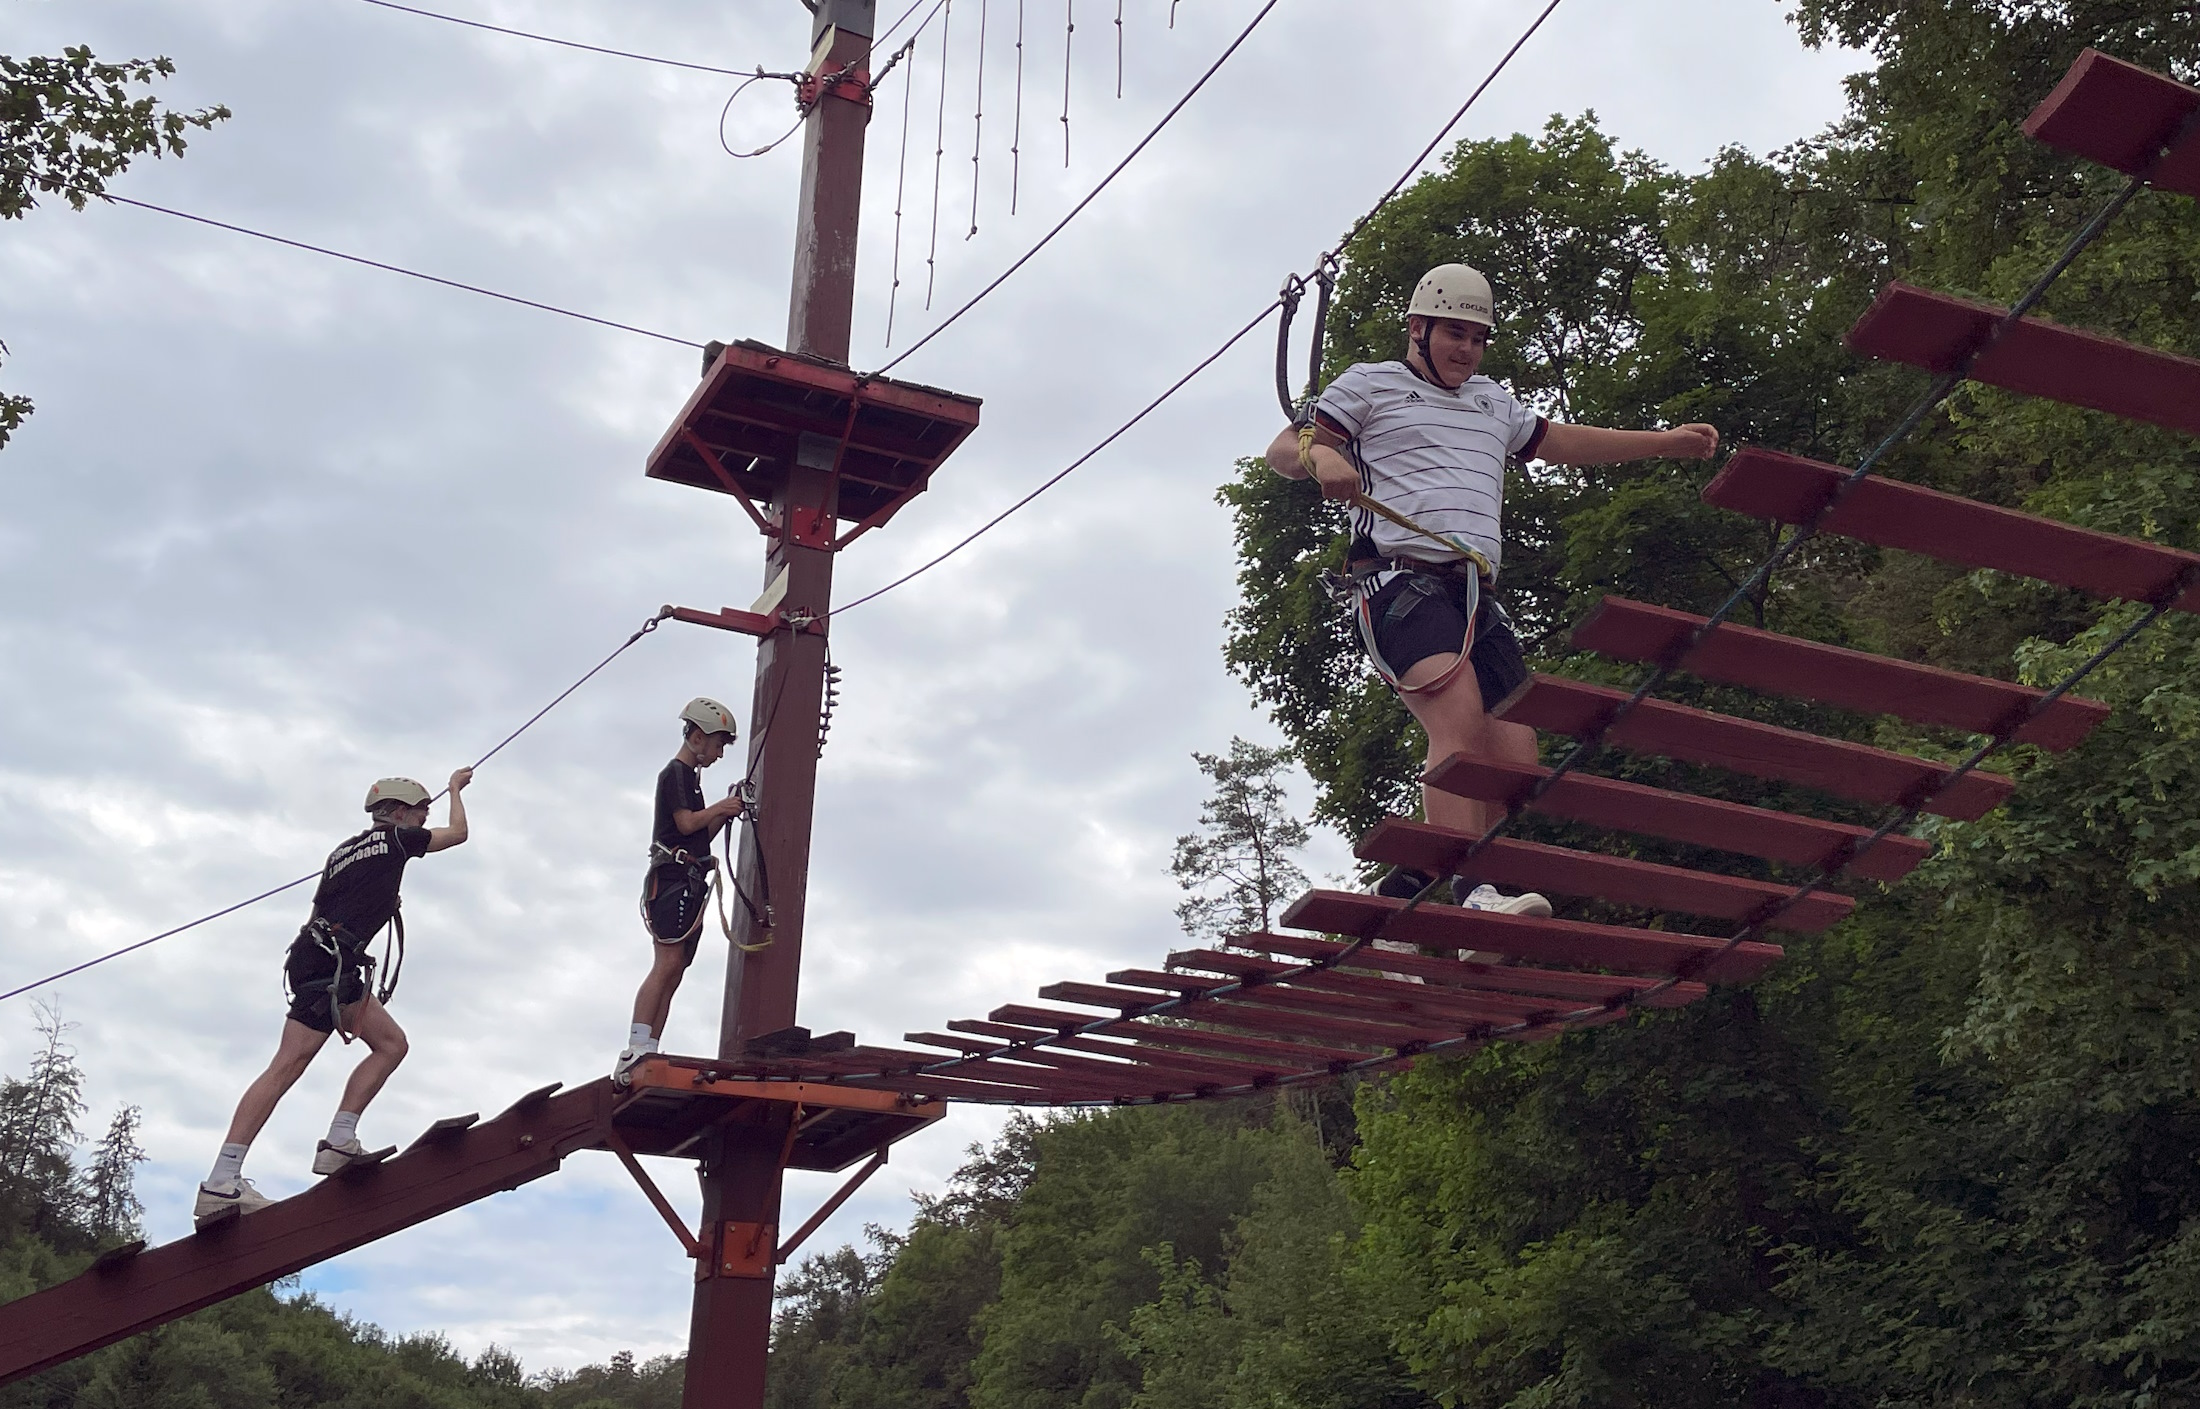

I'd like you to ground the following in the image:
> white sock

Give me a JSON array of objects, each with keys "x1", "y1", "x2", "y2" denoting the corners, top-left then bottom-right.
[
  {"x1": 327, "y1": 1111, "x2": 361, "y2": 1147},
  {"x1": 208, "y1": 1143, "x2": 248, "y2": 1186},
  {"x1": 628, "y1": 1024, "x2": 658, "y2": 1053}
]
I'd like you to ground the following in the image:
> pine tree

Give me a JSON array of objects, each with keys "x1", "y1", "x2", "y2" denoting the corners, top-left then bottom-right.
[
  {"x1": 1169, "y1": 739, "x2": 1311, "y2": 940},
  {"x1": 0, "y1": 1002, "x2": 88, "y2": 1238},
  {"x1": 87, "y1": 1105, "x2": 146, "y2": 1241}
]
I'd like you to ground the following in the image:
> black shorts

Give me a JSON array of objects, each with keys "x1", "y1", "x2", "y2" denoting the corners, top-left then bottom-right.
[
  {"x1": 643, "y1": 862, "x2": 707, "y2": 965},
  {"x1": 285, "y1": 933, "x2": 368, "y2": 1034},
  {"x1": 1360, "y1": 572, "x2": 1530, "y2": 707}
]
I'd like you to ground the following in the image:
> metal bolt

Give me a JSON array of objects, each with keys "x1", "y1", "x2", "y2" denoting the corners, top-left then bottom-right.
[{"x1": 518, "y1": 1134, "x2": 535, "y2": 1148}]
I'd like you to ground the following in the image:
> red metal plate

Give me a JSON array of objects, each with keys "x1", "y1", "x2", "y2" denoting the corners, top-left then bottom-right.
[
  {"x1": 1495, "y1": 674, "x2": 2015, "y2": 820},
  {"x1": 2024, "y1": 48, "x2": 2200, "y2": 200},
  {"x1": 1425, "y1": 754, "x2": 1931, "y2": 883},
  {"x1": 1848, "y1": 282, "x2": 2200, "y2": 439},
  {"x1": 1280, "y1": 889, "x2": 1783, "y2": 984},
  {"x1": 1703, "y1": 447, "x2": 2200, "y2": 612},
  {"x1": 1355, "y1": 819, "x2": 1855, "y2": 932},
  {"x1": 1570, "y1": 596, "x2": 2108, "y2": 751}
]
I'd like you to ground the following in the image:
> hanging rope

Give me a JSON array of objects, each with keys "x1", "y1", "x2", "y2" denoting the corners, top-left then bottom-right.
[
  {"x1": 1011, "y1": 0, "x2": 1026, "y2": 214},
  {"x1": 968, "y1": 0, "x2": 989, "y2": 239},
  {"x1": 1114, "y1": 0, "x2": 1124, "y2": 99},
  {"x1": 885, "y1": 38, "x2": 918, "y2": 345},
  {"x1": 718, "y1": 68, "x2": 809, "y2": 160},
  {"x1": 1060, "y1": 0, "x2": 1074, "y2": 166},
  {"x1": 925, "y1": 0, "x2": 954, "y2": 308}
]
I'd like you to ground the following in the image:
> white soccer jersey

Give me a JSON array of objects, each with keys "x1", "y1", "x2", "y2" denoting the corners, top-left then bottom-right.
[{"x1": 1314, "y1": 361, "x2": 1546, "y2": 573}]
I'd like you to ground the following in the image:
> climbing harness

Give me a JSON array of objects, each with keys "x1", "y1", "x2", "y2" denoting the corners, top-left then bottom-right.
[{"x1": 285, "y1": 908, "x2": 404, "y2": 1045}]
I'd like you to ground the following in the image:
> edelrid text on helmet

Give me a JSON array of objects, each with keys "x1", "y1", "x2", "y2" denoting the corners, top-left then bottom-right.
[
  {"x1": 363, "y1": 777, "x2": 431, "y2": 812},
  {"x1": 1408, "y1": 263, "x2": 1496, "y2": 327},
  {"x1": 680, "y1": 696, "x2": 738, "y2": 739}
]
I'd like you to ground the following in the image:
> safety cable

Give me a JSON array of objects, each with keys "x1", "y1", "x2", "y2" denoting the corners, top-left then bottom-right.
[
  {"x1": 869, "y1": 0, "x2": 1281, "y2": 376},
  {"x1": 776, "y1": 119, "x2": 2187, "y2": 1104},
  {"x1": 832, "y1": 295, "x2": 1285, "y2": 618},
  {"x1": 0, "y1": 609, "x2": 675, "y2": 1005},
  {"x1": 82, "y1": 191, "x2": 705, "y2": 349},
  {"x1": 356, "y1": 0, "x2": 756, "y2": 76}
]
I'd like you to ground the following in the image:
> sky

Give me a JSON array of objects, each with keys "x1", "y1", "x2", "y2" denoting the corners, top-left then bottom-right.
[{"x1": 0, "y1": 0, "x2": 1866, "y2": 1377}]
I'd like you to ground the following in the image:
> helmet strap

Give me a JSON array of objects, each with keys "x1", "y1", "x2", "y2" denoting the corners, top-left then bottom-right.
[{"x1": 1409, "y1": 321, "x2": 1466, "y2": 392}]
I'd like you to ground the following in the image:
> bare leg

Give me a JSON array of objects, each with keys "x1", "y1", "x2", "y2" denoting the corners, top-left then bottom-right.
[
  {"x1": 1397, "y1": 652, "x2": 1540, "y2": 837},
  {"x1": 333, "y1": 995, "x2": 408, "y2": 1118},
  {"x1": 631, "y1": 942, "x2": 691, "y2": 1039},
  {"x1": 223, "y1": 1019, "x2": 332, "y2": 1147}
]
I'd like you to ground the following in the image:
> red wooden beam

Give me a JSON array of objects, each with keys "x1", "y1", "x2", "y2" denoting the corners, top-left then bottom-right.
[
  {"x1": 993, "y1": 999, "x2": 1410, "y2": 1056},
  {"x1": 1236, "y1": 931, "x2": 1711, "y2": 1007},
  {"x1": 1280, "y1": 889, "x2": 1784, "y2": 984},
  {"x1": 1569, "y1": 596, "x2": 2108, "y2": 751},
  {"x1": 1087, "y1": 1017, "x2": 1377, "y2": 1069},
  {"x1": 946, "y1": 1019, "x2": 1327, "y2": 1080},
  {"x1": 1847, "y1": 281, "x2": 2200, "y2": 438},
  {"x1": 1495, "y1": 674, "x2": 2015, "y2": 820},
  {"x1": 0, "y1": 1084, "x2": 612, "y2": 1387},
  {"x1": 2024, "y1": 48, "x2": 2200, "y2": 201},
  {"x1": 1042, "y1": 978, "x2": 1476, "y2": 1048},
  {"x1": 1355, "y1": 820, "x2": 1854, "y2": 932},
  {"x1": 1702, "y1": 447, "x2": 2200, "y2": 613},
  {"x1": 1169, "y1": 948, "x2": 1599, "y2": 1023},
  {"x1": 913, "y1": 1029, "x2": 1252, "y2": 1091},
  {"x1": 1425, "y1": 754, "x2": 1931, "y2": 883}
]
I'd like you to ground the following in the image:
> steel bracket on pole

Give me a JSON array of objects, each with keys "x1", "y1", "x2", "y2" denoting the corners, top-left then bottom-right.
[
  {"x1": 667, "y1": 606, "x2": 826, "y2": 639},
  {"x1": 706, "y1": 1221, "x2": 779, "y2": 1280}
]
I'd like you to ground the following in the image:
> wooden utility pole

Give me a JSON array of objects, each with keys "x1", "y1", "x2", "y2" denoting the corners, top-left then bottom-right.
[{"x1": 683, "y1": 2, "x2": 876, "y2": 1405}]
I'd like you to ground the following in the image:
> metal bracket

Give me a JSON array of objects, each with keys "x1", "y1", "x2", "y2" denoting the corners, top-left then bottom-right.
[
  {"x1": 775, "y1": 1149, "x2": 889, "y2": 1266},
  {"x1": 603, "y1": 1126, "x2": 702, "y2": 1259},
  {"x1": 666, "y1": 605, "x2": 827, "y2": 639},
  {"x1": 709, "y1": 1220, "x2": 777, "y2": 1280}
]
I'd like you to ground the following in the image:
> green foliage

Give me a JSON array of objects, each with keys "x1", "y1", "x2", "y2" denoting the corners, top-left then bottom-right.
[
  {"x1": 0, "y1": 44, "x2": 228, "y2": 449},
  {"x1": 1169, "y1": 738, "x2": 1312, "y2": 939}
]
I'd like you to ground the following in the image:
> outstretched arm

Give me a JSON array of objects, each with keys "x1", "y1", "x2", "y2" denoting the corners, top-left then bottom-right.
[
  {"x1": 426, "y1": 768, "x2": 472, "y2": 852},
  {"x1": 1536, "y1": 422, "x2": 1719, "y2": 466}
]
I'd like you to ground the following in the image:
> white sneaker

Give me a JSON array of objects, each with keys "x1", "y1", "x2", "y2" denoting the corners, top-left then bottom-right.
[
  {"x1": 311, "y1": 1138, "x2": 371, "y2": 1176},
  {"x1": 613, "y1": 1048, "x2": 654, "y2": 1086},
  {"x1": 194, "y1": 1177, "x2": 274, "y2": 1227},
  {"x1": 1460, "y1": 882, "x2": 1553, "y2": 919}
]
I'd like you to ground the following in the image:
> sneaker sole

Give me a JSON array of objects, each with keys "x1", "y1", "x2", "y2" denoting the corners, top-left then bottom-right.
[{"x1": 313, "y1": 1145, "x2": 397, "y2": 1177}]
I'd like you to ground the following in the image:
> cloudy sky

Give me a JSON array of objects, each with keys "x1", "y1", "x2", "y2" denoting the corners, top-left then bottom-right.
[{"x1": 1, "y1": 0, "x2": 1863, "y2": 1375}]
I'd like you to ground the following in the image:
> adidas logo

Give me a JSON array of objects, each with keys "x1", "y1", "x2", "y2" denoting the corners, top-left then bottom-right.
[{"x1": 1403, "y1": 389, "x2": 1423, "y2": 402}]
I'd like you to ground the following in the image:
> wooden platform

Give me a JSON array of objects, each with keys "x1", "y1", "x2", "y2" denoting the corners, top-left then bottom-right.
[{"x1": 2024, "y1": 47, "x2": 2200, "y2": 200}]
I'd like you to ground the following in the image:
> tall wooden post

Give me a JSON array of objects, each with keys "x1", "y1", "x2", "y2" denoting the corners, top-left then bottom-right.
[{"x1": 682, "y1": 3, "x2": 875, "y2": 1405}]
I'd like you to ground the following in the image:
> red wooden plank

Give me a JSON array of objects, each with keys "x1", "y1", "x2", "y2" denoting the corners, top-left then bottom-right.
[
  {"x1": 1171, "y1": 948, "x2": 1600, "y2": 1024},
  {"x1": 1281, "y1": 889, "x2": 1784, "y2": 984},
  {"x1": 1239, "y1": 930, "x2": 1711, "y2": 1007},
  {"x1": 1703, "y1": 447, "x2": 2200, "y2": 612},
  {"x1": 1084, "y1": 1015, "x2": 1378, "y2": 1068},
  {"x1": 1356, "y1": 819, "x2": 1854, "y2": 932},
  {"x1": 901, "y1": 1035, "x2": 1189, "y2": 1099},
  {"x1": 1570, "y1": 596, "x2": 2108, "y2": 750},
  {"x1": 1017, "y1": 989, "x2": 1450, "y2": 1053},
  {"x1": 1848, "y1": 281, "x2": 2200, "y2": 438},
  {"x1": 1426, "y1": 754, "x2": 1931, "y2": 882},
  {"x1": 943, "y1": 1020, "x2": 1304, "y2": 1085},
  {"x1": 2024, "y1": 49, "x2": 2200, "y2": 201},
  {"x1": 1496, "y1": 674, "x2": 2014, "y2": 820},
  {"x1": 1047, "y1": 976, "x2": 1477, "y2": 1047}
]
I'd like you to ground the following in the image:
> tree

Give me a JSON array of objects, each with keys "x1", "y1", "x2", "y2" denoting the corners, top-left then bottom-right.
[
  {"x1": 85, "y1": 1106, "x2": 145, "y2": 1243},
  {"x1": 1, "y1": 46, "x2": 228, "y2": 449},
  {"x1": 1169, "y1": 738, "x2": 1312, "y2": 940}
]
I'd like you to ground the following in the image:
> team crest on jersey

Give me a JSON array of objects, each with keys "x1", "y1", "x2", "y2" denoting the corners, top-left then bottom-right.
[{"x1": 1473, "y1": 394, "x2": 1494, "y2": 414}]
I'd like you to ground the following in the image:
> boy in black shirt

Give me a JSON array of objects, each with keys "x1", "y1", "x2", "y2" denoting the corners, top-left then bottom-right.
[
  {"x1": 194, "y1": 769, "x2": 471, "y2": 1227},
  {"x1": 616, "y1": 697, "x2": 743, "y2": 1083}
]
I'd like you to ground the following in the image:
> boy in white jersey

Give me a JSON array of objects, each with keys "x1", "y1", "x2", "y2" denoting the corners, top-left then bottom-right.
[{"x1": 1265, "y1": 263, "x2": 1718, "y2": 912}]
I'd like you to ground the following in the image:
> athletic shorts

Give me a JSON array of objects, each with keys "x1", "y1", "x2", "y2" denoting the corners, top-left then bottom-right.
[
  {"x1": 643, "y1": 862, "x2": 707, "y2": 966},
  {"x1": 285, "y1": 932, "x2": 368, "y2": 1034},
  {"x1": 1360, "y1": 572, "x2": 1530, "y2": 708}
]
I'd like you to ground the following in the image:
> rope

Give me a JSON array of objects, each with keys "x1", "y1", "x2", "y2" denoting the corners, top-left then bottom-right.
[
  {"x1": 969, "y1": 0, "x2": 989, "y2": 240},
  {"x1": 0, "y1": 608, "x2": 674, "y2": 1005},
  {"x1": 925, "y1": 0, "x2": 955, "y2": 307},
  {"x1": 356, "y1": 0, "x2": 757, "y2": 76},
  {"x1": 886, "y1": 38, "x2": 919, "y2": 345},
  {"x1": 1011, "y1": 0, "x2": 1027, "y2": 214},
  {"x1": 82, "y1": 192, "x2": 704, "y2": 349}
]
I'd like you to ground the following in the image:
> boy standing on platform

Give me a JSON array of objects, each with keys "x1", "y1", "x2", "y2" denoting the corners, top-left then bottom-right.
[
  {"x1": 195, "y1": 770, "x2": 471, "y2": 1227},
  {"x1": 1265, "y1": 263, "x2": 1719, "y2": 912},
  {"x1": 616, "y1": 697, "x2": 744, "y2": 1082}
]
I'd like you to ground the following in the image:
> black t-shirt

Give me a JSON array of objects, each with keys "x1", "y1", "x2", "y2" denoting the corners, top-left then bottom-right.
[
  {"x1": 653, "y1": 759, "x2": 709, "y2": 858},
  {"x1": 311, "y1": 824, "x2": 433, "y2": 942}
]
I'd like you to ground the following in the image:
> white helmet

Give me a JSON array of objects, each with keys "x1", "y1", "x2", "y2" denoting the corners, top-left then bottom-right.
[
  {"x1": 681, "y1": 696, "x2": 738, "y2": 739},
  {"x1": 1407, "y1": 263, "x2": 1495, "y2": 327},
  {"x1": 363, "y1": 777, "x2": 431, "y2": 812}
]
